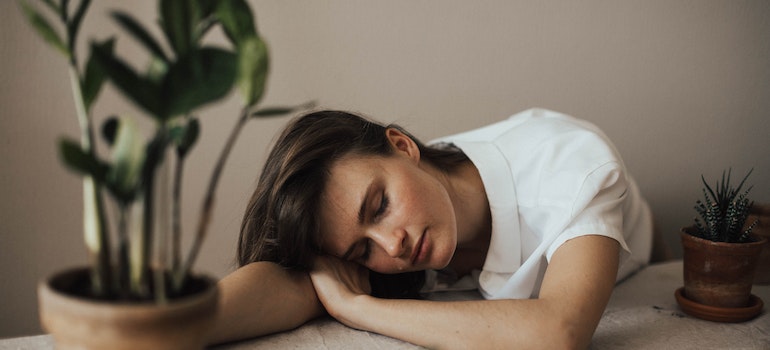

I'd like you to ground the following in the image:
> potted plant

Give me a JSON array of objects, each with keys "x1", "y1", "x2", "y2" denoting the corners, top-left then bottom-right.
[
  {"x1": 21, "y1": 0, "x2": 309, "y2": 348},
  {"x1": 675, "y1": 168, "x2": 766, "y2": 323}
]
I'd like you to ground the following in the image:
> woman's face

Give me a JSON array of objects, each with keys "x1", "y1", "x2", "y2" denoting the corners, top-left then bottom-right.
[{"x1": 318, "y1": 131, "x2": 458, "y2": 274}]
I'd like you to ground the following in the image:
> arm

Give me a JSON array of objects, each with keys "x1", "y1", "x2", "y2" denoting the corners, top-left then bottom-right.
[
  {"x1": 310, "y1": 235, "x2": 619, "y2": 350},
  {"x1": 207, "y1": 261, "x2": 325, "y2": 345}
]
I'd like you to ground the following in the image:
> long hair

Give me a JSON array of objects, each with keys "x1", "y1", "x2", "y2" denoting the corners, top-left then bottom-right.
[{"x1": 238, "y1": 110, "x2": 467, "y2": 298}]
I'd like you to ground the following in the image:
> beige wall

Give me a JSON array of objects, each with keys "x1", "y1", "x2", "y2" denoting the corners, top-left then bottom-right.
[{"x1": 2, "y1": 0, "x2": 769, "y2": 338}]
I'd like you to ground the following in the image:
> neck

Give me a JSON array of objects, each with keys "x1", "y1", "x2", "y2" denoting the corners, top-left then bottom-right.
[{"x1": 425, "y1": 160, "x2": 491, "y2": 272}]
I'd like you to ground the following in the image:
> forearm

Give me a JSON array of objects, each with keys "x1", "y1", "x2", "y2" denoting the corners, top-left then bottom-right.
[
  {"x1": 320, "y1": 236, "x2": 619, "y2": 349},
  {"x1": 207, "y1": 262, "x2": 324, "y2": 345},
  {"x1": 344, "y1": 296, "x2": 577, "y2": 350},
  {"x1": 310, "y1": 236, "x2": 617, "y2": 349}
]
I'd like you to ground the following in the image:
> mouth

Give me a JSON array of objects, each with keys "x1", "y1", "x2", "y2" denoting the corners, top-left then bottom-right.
[{"x1": 410, "y1": 230, "x2": 427, "y2": 266}]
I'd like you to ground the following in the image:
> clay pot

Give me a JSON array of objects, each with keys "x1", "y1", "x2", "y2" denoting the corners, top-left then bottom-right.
[
  {"x1": 680, "y1": 228, "x2": 766, "y2": 308},
  {"x1": 39, "y1": 267, "x2": 218, "y2": 350},
  {"x1": 747, "y1": 203, "x2": 770, "y2": 285}
]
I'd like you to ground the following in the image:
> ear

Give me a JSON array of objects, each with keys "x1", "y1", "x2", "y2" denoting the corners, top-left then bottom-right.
[{"x1": 385, "y1": 128, "x2": 420, "y2": 162}]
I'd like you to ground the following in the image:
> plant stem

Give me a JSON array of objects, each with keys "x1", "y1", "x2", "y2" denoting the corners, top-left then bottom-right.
[
  {"x1": 154, "y1": 145, "x2": 170, "y2": 304},
  {"x1": 174, "y1": 106, "x2": 251, "y2": 289},
  {"x1": 129, "y1": 199, "x2": 146, "y2": 296},
  {"x1": 137, "y1": 168, "x2": 155, "y2": 299},
  {"x1": 172, "y1": 154, "x2": 184, "y2": 271},
  {"x1": 137, "y1": 129, "x2": 168, "y2": 299},
  {"x1": 68, "y1": 64, "x2": 112, "y2": 297},
  {"x1": 117, "y1": 204, "x2": 129, "y2": 298}
]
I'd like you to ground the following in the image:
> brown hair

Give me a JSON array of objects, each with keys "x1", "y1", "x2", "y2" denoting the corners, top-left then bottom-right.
[{"x1": 238, "y1": 110, "x2": 467, "y2": 297}]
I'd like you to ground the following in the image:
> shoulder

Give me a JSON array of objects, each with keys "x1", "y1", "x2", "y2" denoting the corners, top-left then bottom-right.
[
  {"x1": 435, "y1": 108, "x2": 611, "y2": 149},
  {"x1": 437, "y1": 108, "x2": 623, "y2": 173}
]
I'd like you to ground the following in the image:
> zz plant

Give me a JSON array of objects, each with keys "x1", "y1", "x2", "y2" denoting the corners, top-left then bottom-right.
[
  {"x1": 21, "y1": 0, "x2": 309, "y2": 302},
  {"x1": 692, "y1": 168, "x2": 759, "y2": 243}
]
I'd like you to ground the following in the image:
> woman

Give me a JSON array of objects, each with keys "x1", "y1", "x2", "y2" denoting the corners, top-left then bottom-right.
[{"x1": 210, "y1": 108, "x2": 655, "y2": 349}]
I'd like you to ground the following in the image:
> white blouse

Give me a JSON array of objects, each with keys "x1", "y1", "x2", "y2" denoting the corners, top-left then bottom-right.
[{"x1": 429, "y1": 108, "x2": 653, "y2": 299}]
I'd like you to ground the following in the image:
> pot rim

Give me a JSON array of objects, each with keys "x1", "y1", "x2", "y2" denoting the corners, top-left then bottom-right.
[
  {"x1": 39, "y1": 266, "x2": 218, "y2": 313},
  {"x1": 680, "y1": 226, "x2": 768, "y2": 247}
]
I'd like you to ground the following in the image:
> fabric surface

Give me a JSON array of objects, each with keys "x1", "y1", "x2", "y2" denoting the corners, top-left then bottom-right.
[{"x1": 591, "y1": 261, "x2": 770, "y2": 349}]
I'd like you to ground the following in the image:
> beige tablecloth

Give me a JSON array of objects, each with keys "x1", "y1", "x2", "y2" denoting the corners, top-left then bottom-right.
[{"x1": 2, "y1": 261, "x2": 769, "y2": 349}]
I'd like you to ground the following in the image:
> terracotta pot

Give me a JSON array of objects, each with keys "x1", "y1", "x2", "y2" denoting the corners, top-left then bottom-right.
[
  {"x1": 747, "y1": 203, "x2": 770, "y2": 285},
  {"x1": 39, "y1": 267, "x2": 219, "y2": 350},
  {"x1": 681, "y1": 228, "x2": 766, "y2": 308}
]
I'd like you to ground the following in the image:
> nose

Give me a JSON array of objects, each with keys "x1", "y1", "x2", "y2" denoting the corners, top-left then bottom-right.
[{"x1": 370, "y1": 227, "x2": 408, "y2": 258}]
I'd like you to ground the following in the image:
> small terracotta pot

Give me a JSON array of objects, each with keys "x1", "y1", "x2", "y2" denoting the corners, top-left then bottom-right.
[
  {"x1": 681, "y1": 228, "x2": 766, "y2": 308},
  {"x1": 39, "y1": 267, "x2": 219, "y2": 350}
]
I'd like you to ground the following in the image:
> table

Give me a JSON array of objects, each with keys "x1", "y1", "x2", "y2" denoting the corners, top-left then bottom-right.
[
  {"x1": 592, "y1": 261, "x2": 769, "y2": 349},
  {"x1": 2, "y1": 261, "x2": 768, "y2": 349}
]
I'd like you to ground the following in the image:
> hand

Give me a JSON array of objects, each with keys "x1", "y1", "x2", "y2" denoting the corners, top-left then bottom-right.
[{"x1": 309, "y1": 255, "x2": 371, "y2": 326}]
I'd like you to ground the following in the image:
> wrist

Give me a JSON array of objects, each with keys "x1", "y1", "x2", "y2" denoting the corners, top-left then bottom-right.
[{"x1": 331, "y1": 294, "x2": 377, "y2": 330}]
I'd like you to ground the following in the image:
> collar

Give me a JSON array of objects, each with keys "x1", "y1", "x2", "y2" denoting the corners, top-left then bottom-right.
[{"x1": 450, "y1": 139, "x2": 521, "y2": 275}]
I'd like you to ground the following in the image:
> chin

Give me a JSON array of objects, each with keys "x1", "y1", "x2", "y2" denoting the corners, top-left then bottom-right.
[{"x1": 433, "y1": 246, "x2": 456, "y2": 270}]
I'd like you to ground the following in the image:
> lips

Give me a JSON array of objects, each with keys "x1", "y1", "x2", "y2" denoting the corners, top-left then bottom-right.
[{"x1": 411, "y1": 230, "x2": 427, "y2": 265}]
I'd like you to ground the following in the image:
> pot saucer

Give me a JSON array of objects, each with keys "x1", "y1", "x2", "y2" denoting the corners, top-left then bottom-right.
[{"x1": 675, "y1": 287, "x2": 764, "y2": 323}]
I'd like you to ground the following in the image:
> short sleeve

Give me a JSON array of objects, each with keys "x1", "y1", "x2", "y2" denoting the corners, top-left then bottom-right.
[{"x1": 545, "y1": 162, "x2": 631, "y2": 262}]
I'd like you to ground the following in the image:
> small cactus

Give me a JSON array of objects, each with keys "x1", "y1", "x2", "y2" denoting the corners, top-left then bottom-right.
[{"x1": 692, "y1": 168, "x2": 758, "y2": 243}]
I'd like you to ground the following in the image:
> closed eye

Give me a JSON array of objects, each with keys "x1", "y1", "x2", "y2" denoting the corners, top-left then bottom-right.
[
  {"x1": 374, "y1": 192, "x2": 389, "y2": 219},
  {"x1": 358, "y1": 192, "x2": 386, "y2": 262},
  {"x1": 359, "y1": 239, "x2": 372, "y2": 261}
]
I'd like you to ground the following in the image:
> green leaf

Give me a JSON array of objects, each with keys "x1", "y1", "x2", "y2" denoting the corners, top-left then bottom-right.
[
  {"x1": 20, "y1": 1, "x2": 70, "y2": 57},
  {"x1": 213, "y1": 0, "x2": 267, "y2": 106},
  {"x1": 145, "y1": 56, "x2": 169, "y2": 84},
  {"x1": 91, "y1": 41, "x2": 163, "y2": 118},
  {"x1": 141, "y1": 130, "x2": 169, "y2": 186},
  {"x1": 59, "y1": 138, "x2": 108, "y2": 181},
  {"x1": 162, "y1": 48, "x2": 237, "y2": 118},
  {"x1": 101, "y1": 116, "x2": 118, "y2": 145},
  {"x1": 216, "y1": 0, "x2": 257, "y2": 46},
  {"x1": 196, "y1": 17, "x2": 218, "y2": 40},
  {"x1": 196, "y1": 0, "x2": 218, "y2": 18},
  {"x1": 237, "y1": 36, "x2": 268, "y2": 106},
  {"x1": 196, "y1": 0, "x2": 219, "y2": 38},
  {"x1": 111, "y1": 11, "x2": 168, "y2": 62},
  {"x1": 160, "y1": 0, "x2": 200, "y2": 56},
  {"x1": 251, "y1": 107, "x2": 294, "y2": 118},
  {"x1": 106, "y1": 117, "x2": 145, "y2": 204},
  {"x1": 734, "y1": 168, "x2": 753, "y2": 199},
  {"x1": 82, "y1": 38, "x2": 115, "y2": 111},
  {"x1": 67, "y1": 0, "x2": 91, "y2": 53},
  {"x1": 170, "y1": 118, "x2": 199, "y2": 157}
]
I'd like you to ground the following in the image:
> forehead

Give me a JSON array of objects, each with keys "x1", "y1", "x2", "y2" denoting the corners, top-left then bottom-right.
[
  {"x1": 327, "y1": 154, "x2": 384, "y2": 184},
  {"x1": 330, "y1": 153, "x2": 378, "y2": 174},
  {"x1": 321, "y1": 155, "x2": 382, "y2": 216},
  {"x1": 318, "y1": 155, "x2": 386, "y2": 248}
]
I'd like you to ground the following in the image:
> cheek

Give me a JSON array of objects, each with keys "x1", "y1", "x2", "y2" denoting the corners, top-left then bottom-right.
[
  {"x1": 366, "y1": 254, "x2": 402, "y2": 274},
  {"x1": 410, "y1": 172, "x2": 449, "y2": 209},
  {"x1": 399, "y1": 182, "x2": 435, "y2": 216},
  {"x1": 366, "y1": 257, "x2": 390, "y2": 273}
]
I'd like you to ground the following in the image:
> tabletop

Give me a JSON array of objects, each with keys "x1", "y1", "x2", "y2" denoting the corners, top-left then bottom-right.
[{"x1": 2, "y1": 261, "x2": 768, "y2": 349}]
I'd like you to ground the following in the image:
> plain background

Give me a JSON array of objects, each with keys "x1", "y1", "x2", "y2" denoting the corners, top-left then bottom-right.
[{"x1": 1, "y1": 0, "x2": 769, "y2": 338}]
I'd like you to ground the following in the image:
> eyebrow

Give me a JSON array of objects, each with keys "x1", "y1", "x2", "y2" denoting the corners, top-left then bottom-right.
[{"x1": 342, "y1": 182, "x2": 375, "y2": 261}]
